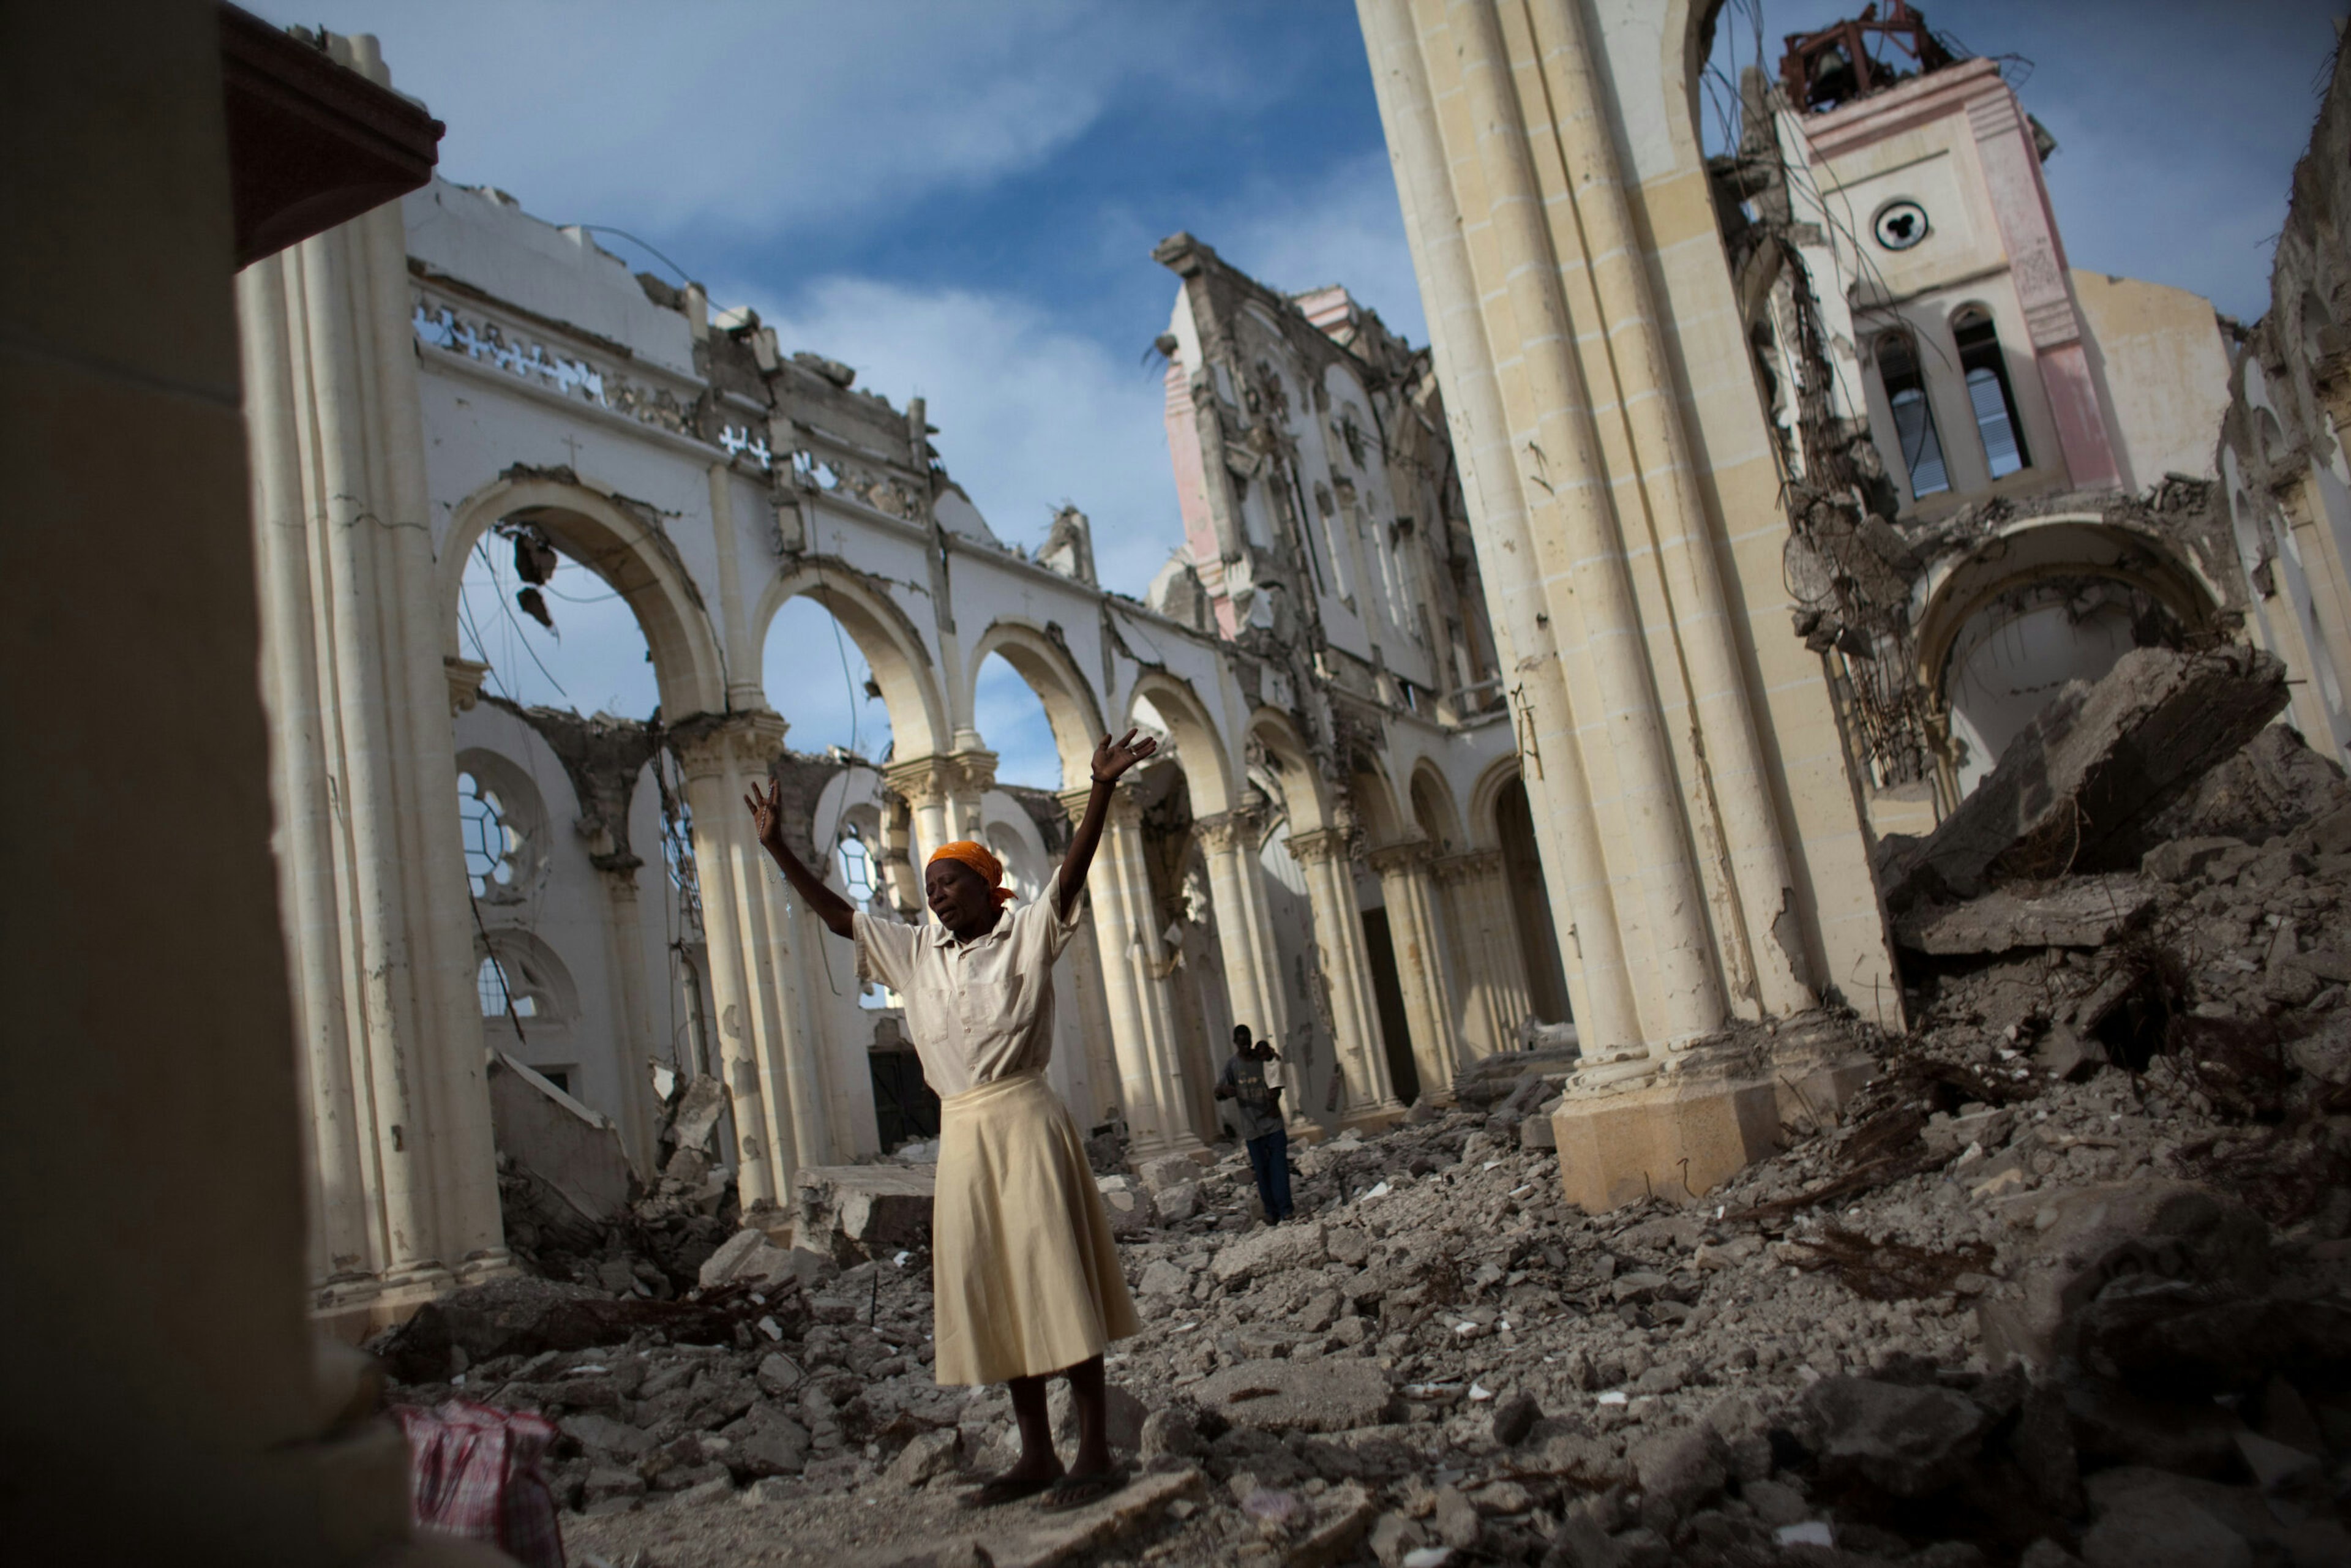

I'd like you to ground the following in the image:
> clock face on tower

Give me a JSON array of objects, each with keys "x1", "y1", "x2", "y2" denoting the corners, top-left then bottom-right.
[{"x1": 1873, "y1": 199, "x2": 1930, "y2": 251}]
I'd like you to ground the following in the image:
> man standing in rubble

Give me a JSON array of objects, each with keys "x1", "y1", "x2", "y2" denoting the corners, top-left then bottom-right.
[
  {"x1": 1216, "y1": 1026, "x2": 1293, "y2": 1224},
  {"x1": 745, "y1": 729, "x2": 1153, "y2": 1513}
]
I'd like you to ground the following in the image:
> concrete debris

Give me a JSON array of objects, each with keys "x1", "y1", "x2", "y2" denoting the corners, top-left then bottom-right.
[
  {"x1": 793, "y1": 1165, "x2": 939, "y2": 1262},
  {"x1": 1877, "y1": 646, "x2": 2289, "y2": 913},
  {"x1": 1894, "y1": 874, "x2": 2156, "y2": 955},
  {"x1": 350, "y1": 706, "x2": 2351, "y2": 1566}
]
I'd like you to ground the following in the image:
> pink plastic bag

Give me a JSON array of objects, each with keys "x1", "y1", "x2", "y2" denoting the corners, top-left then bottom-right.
[{"x1": 396, "y1": 1400, "x2": 566, "y2": 1568}]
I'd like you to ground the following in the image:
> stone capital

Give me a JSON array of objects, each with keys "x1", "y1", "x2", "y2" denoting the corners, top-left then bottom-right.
[
  {"x1": 445, "y1": 656, "x2": 492, "y2": 715},
  {"x1": 1284, "y1": 826, "x2": 1352, "y2": 866},
  {"x1": 946, "y1": 748, "x2": 998, "y2": 799},
  {"x1": 669, "y1": 708, "x2": 787, "y2": 781},
  {"x1": 1365, "y1": 835, "x2": 1434, "y2": 878},
  {"x1": 1431, "y1": 848, "x2": 1502, "y2": 885},
  {"x1": 1192, "y1": 808, "x2": 1265, "y2": 857},
  {"x1": 883, "y1": 755, "x2": 956, "y2": 811}
]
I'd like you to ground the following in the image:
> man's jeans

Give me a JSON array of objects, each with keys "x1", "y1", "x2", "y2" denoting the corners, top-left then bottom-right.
[{"x1": 1245, "y1": 1127, "x2": 1293, "y2": 1221}]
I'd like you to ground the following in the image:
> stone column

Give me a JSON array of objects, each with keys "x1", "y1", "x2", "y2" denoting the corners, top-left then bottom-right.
[
  {"x1": 1355, "y1": 0, "x2": 1640, "y2": 1051},
  {"x1": 1369, "y1": 838, "x2": 1465, "y2": 1101},
  {"x1": 1194, "y1": 809, "x2": 1286, "y2": 1045},
  {"x1": 1517, "y1": 0, "x2": 1811, "y2": 1017},
  {"x1": 593, "y1": 860, "x2": 659, "y2": 1171},
  {"x1": 1061, "y1": 787, "x2": 1205, "y2": 1157},
  {"x1": 1286, "y1": 827, "x2": 1400, "y2": 1123},
  {"x1": 1442, "y1": 0, "x2": 1725, "y2": 1047},
  {"x1": 241, "y1": 174, "x2": 511, "y2": 1313},
  {"x1": 672, "y1": 710, "x2": 806, "y2": 1207},
  {"x1": 1434, "y1": 849, "x2": 1531, "y2": 1057}
]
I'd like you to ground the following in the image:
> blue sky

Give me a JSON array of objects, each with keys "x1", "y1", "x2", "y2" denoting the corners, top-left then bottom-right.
[{"x1": 261, "y1": 0, "x2": 2342, "y2": 787}]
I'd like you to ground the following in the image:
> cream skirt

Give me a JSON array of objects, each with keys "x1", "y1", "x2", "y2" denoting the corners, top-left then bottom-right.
[{"x1": 930, "y1": 1070, "x2": 1141, "y2": 1386}]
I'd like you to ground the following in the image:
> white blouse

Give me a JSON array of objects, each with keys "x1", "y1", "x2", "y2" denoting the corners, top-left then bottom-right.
[{"x1": 853, "y1": 887, "x2": 1087, "y2": 1100}]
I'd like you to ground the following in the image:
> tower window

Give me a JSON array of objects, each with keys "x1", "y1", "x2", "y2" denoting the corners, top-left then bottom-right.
[
  {"x1": 1876, "y1": 332, "x2": 1949, "y2": 498},
  {"x1": 1953, "y1": 308, "x2": 2030, "y2": 479}
]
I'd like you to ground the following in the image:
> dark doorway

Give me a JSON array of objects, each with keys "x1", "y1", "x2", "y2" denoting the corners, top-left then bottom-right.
[
  {"x1": 869, "y1": 1049, "x2": 940, "y2": 1151},
  {"x1": 1360, "y1": 907, "x2": 1422, "y2": 1104},
  {"x1": 1495, "y1": 778, "x2": 1573, "y2": 1024}
]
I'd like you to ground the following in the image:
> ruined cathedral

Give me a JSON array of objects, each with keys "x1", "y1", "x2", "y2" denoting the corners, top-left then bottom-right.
[{"x1": 233, "y1": 3, "x2": 2351, "y2": 1337}]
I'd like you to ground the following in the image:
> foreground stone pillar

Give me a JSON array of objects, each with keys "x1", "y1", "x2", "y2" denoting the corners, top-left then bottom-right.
[
  {"x1": 1287, "y1": 827, "x2": 1401, "y2": 1125},
  {"x1": 1368, "y1": 839, "x2": 1464, "y2": 1102},
  {"x1": 1063, "y1": 789, "x2": 1205, "y2": 1156},
  {"x1": 673, "y1": 710, "x2": 809, "y2": 1207},
  {"x1": 242, "y1": 160, "x2": 509, "y2": 1315}
]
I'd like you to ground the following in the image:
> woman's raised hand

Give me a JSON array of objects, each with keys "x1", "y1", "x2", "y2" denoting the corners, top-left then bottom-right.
[
  {"x1": 1090, "y1": 728, "x2": 1158, "y2": 784},
  {"x1": 743, "y1": 777, "x2": 786, "y2": 851}
]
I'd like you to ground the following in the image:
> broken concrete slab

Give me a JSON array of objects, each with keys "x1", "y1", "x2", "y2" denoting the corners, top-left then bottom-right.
[
  {"x1": 2147, "y1": 719, "x2": 2351, "y2": 849},
  {"x1": 1877, "y1": 646, "x2": 2289, "y2": 913},
  {"x1": 1191, "y1": 1357, "x2": 1397, "y2": 1433},
  {"x1": 1894, "y1": 874, "x2": 2156, "y2": 955},
  {"x1": 699, "y1": 1228, "x2": 836, "y2": 1291},
  {"x1": 489, "y1": 1053, "x2": 635, "y2": 1221},
  {"x1": 667, "y1": 1074, "x2": 730, "y2": 1154}
]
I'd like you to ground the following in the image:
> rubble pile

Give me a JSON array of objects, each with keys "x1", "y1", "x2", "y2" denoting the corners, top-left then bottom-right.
[
  {"x1": 498, "y1": 1071, "x2": 745, "y2": 1298},
  {"x1": 366, "y1": 650, "x2": 2351, "y2": 1565}
]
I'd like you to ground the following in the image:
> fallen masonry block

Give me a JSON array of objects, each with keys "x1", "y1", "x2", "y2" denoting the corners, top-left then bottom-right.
[
  {"x1": 1210, "y1": 1218, "x2": 1328, "y2": 1283},
  {"x1": 1800, "y1": 1377, "x2": 1992, "y2": 1497},
  {"x1": 1133, "y1": 1152, "x2": 1201, "y2": 1194},
  {"x1": 1191, "y1": 1357, "x2": 1397, "y2": 1433},
  {"x1": 792, "y1": 1164, "x2": 936, "y2": 1259},
  {"x1": 1975, "y1": 1180, "x2": 2270, "y2": 1376},
  {"x1": 698, "y1": 1226, "x2": 837, "y2": 1291},
  {"x1": 1877, "y1": 646, "x2": 2289, "y2": 913},
  {"x1": 1894, "y1": 874, "x2": 2155, "y2": 955}
]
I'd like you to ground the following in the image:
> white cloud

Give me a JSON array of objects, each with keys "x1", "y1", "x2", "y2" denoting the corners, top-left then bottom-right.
[
  {"x1": 740, "y1": 274, "x2": 1190, "y2": 596},
  {"x1": 249, "y1": 0, "x2": 1234, "y2": 241}
]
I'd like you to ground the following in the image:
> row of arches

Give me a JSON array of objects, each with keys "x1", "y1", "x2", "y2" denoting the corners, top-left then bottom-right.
[{"x1": 441, "y1": 470, "x2": 1567, "y2": 1195}]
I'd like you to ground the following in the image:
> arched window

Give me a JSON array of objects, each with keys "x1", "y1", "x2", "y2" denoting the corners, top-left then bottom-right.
[
  {"x1": 1952, "y1": 307, "x2": 2030, "y2": 478},
  {"x1": 836, "y1": 826, "x2": 899, "y2": 1011},
  {"x1": 836, "y1": 826, "x2": 881, "y2": 910},
  {"x1": 478, "y1": 953, "x2": 542, "y2": 1019},
  {"x1": 457, "y1": 771, "x2": 525, "y2": 898},
  {"x1": 1877, "y1": 331, "x2": 1949, "y2": 498}
]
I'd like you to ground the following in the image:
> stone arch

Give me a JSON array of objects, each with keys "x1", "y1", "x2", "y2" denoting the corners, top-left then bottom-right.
[
  {"x1": 441, "y1": 473, "x2": 727, "y2": 720},
  {"x1": 1912, "y1": 516, "x2": 2221, "y2": 695},
  {"x1": 1466, "y1": 754, "x2": 1526, "y2": 853},
  {"x1": 1914, "y1": 516, "x2": 2222, "y2": 793},
  {"x1": 753, "y1": 563, "x2": 948, "y2": 763},
  {"x1": 1408, "y1": 760, "x2": 1464, "y2": 853},
  {"x1": 966, "y1": 619, "x2": 1108, "y2": 790},
  {"x1": 1347, "y1": 758, "x2": 1408, "y2": 845},
  {"x1": 1127, "y1": 672, "x2": 1234, "y2": 818},
  {"x1": 1244, "y1": 708, "x2": 1333, "y2": 833}
]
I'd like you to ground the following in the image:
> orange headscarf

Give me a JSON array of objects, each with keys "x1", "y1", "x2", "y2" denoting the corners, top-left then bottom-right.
[{"x1": 927, "y1": 840, "x2": 1015, "y2": 904}]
